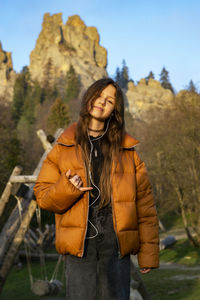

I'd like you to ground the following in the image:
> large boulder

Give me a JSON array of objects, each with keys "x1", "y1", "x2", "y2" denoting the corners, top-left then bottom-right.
[{"x1": 126, "y1": 78, "x2": 174, "y2": 121}]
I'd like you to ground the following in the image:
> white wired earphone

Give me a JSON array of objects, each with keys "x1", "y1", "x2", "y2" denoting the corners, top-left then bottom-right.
[{"x1": 85, "y1": 113, "x2": 113, "y2": 239}]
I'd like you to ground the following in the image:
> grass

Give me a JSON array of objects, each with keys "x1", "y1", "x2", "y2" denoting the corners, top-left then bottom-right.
[
  {"x1": 1, "y1": 258, "x2": 200, "y2": 300},
  {"x1": 142, "y1": 268, "x2": 200, "y2": 300},
  {"x1": 160, "y1": 211, "x2": 184, "y2": 230},
  {"x1": 1, "y1": 260, "x2": 66, "y2": 300},
  {"x1": 1, "y1": 233, "x2": 200, "y2": 299},
  {"x1": 159, "y1": 239, "x2": 200, "y2": 266}
]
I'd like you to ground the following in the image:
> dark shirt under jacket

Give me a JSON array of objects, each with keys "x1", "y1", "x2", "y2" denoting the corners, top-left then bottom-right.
[{"x1": 88, "y1": 135, "x2": 104, "y2": 208}]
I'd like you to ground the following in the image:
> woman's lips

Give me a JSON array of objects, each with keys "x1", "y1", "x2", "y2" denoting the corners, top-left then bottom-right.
[{"x1": 94, "y1": 106, "x2": 104, "y2": 111}]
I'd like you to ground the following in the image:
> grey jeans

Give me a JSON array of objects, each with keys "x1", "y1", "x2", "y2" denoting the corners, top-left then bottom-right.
[{"x1": 65, "y1": 205, "x2": 130, "y2": 300}]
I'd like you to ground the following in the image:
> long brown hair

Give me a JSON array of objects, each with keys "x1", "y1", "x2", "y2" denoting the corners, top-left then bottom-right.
[{"x1": 75, "y1": 78, "x2": 125, "y2": 208}]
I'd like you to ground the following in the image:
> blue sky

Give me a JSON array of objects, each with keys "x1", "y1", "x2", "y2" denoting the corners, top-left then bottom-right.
[{"x1": 0, "y1": 0, "x2": 200, "y2": 92}]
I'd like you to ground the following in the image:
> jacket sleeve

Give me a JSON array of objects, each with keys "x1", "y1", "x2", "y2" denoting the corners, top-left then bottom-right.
[
  {"x1": 133, "y1": 150, "x2": 159, "y2": 269},
  {"x1": 33, "y1": 144, "x2": 84, "y2": 214}
]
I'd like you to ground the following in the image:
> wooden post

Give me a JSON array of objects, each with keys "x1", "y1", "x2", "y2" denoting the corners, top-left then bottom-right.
[
  {"x1": 0, "y1": 166, "x2": 22, "y2": 217},
  {"x1": 36, "y1": 129, "x2": 52, "y2": 152},
  {"x1": 0, "y1": 196, "x2": 32, "y2": 263},
  {"x1": 0, "y1": 129, "x2": 63, "y2": 264},
  {"x1": 0, "y1": 128, "x2": 63, "y2": 293},
  {"x1": 0, "y1": 200, "x2": 37, "y2": 293},
  {"x1": 159, "y1": 218, "x2": 165, "y2": 231}
]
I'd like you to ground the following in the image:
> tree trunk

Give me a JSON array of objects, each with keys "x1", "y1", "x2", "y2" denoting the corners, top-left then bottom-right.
[{"x1": 173, "y1": 182, "x2": 199, "y2": 247}]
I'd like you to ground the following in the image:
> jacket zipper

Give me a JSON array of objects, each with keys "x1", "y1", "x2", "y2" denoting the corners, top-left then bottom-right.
[
  {"x1": 81, "y1": 159, "x2": 89, "y2": 257},
  {"x1": 110, "y1": 158, "x2": 123, "y2": 259},
  {"x1": 111, "y1": 194, "x2": 122, "y2": 259}
]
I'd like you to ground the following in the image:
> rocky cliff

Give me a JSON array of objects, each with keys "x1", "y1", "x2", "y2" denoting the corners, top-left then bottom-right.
[
  {"x1": 29, "y1": 13, "x2": 107, "y2": 88},
  {"x1": 0, "y1": 13, "x2": 177, "y2": 119},
  {"x1": 126, "y1": 78, "x2": 174, "y2": 120},
  {"x1": 0, "y1": 42, "x2": 16, "y2": 101}
]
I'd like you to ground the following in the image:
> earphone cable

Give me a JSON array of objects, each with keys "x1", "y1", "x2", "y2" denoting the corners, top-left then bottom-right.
[{"x1": 85, "y1": 115, "x2": 112, "y2": 239}]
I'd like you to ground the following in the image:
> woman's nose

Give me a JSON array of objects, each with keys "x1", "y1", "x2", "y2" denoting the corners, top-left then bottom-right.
[{"x1": 99, "y1": 97, "x2": 106, "y2": 105}]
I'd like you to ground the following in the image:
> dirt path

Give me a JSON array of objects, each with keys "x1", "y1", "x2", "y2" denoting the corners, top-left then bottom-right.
[
  {"x1": 159, "y1": 261, "x2": 200, "y2": 270},
  {"x1": 159, "y1": 227, "x2": 190, "y2": 240},
  {"x1": 43, "y1": 298, "x2": 65, "y2": 300},
  {"x1": 131, "y1": 256, "x2": 200, "y2": 270}
]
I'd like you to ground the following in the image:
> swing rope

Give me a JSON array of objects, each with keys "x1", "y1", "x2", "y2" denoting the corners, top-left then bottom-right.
[
  {"x1": 50, "y1": 253, "x2": 63, "y2": 282},
  {"x1": 16, "y1": 196, "x2": 34, "y2": 287},
  {"x1": 35, "y1": 206, "x2": 48, "y2": 280}
]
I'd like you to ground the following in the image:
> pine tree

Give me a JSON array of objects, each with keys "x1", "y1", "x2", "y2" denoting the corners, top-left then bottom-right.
[
  {"x1": 21, "y1": 90, "x2": 35, "y2": 125},
  {"x1": 64, "y1": 65, "x2": 80, "y2": 103},
  {"x1": 47, "y1": 98, "x2": 70, "y2": 133},
  {"x1": 114, "y1": 67, "x2": 121, "y2": 85},
  {"x1": 0, "y1": 99, "x2": 21, "y2": 192},
  {"x1": 55, "y1": 71, "x2": 66, "y2": 98},
  {"x1": 120, "y1": 59, "x2": 129, "y2": 89},
  {"x1": 42, "y1": 58, "x2": 54, "y2": 90},
  {"x1": 145, "y1": 71, "x2": 155, "y2": 84},
  {"x1": 187, "y1": 80, "x2": 197, "y2": 93},
  {"x1": 32, "y1": 80, "x2": 43, "y2": 105},
  {"x1": 114, "y1": 60, "x2": 131, "y2": 89},
  {"x1": 12, "y1": 66, "x2": 31, "y2": 123},
  {"x1": 5, "y1": 135, "x2": 21, "y2": 170},
  {"x1": 159, "y1": 67, "x2": 174, "y2": 94},
  {"x1": 19, "y1": 80, "x2": 45, "y2": 126},
  {"x1": 41, "y1": 58, "x2": 57, "y2": 103}
]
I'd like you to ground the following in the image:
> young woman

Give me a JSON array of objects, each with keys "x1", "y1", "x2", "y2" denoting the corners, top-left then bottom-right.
[{"x1": 34, "y1": 78, "x2": 159, "y2": 300}]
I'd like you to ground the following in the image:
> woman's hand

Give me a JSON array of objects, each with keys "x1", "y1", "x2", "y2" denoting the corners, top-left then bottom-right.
[
  {"x1": 66, "y1": 169, "x2": 93, "y2": 192},
  {"x1": 140, "y1": 268, "x2": 151, "y2": 274}
]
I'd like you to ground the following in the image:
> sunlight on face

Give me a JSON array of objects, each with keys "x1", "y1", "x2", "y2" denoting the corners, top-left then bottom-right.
[{"x1": 88, "y1": 84, "x2": 116, "y2": 121}]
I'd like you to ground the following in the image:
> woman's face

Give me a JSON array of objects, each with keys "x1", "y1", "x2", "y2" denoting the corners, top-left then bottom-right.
[{"x1": 88, "y1": 84, "x2": 116, "y2": 121}]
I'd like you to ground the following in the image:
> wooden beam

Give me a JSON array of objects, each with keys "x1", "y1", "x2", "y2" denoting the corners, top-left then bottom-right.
[
  {"x1": 0, "y1": 166, "x2": 22, "y2": 217},
  {"x1": 10, "y1": 175, "x2": 37, "y2": 184}
]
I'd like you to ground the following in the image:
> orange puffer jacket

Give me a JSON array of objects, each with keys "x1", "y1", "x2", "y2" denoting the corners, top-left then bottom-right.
[{"x1": 34, "y1": 122, "x2": 159, "y2": 268}]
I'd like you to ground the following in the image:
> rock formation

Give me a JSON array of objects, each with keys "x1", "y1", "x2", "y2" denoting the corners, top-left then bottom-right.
[
  {"x1": 126, "y1": 78, "x2": 174, "y2": 120},
  {"x1": 0, "y1": 42, "x2": 16, "y2": 101},
  {"x1": 0, "y1": 12, "x2": 177, "y2": 120},
  {"x1": 29, "y1": 13, "x2": 107, "y2": 88}
]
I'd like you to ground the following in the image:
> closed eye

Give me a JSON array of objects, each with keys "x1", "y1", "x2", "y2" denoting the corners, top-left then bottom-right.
[{"x1": 107, "y1": 98, "x2": 114, "y2": 104}]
